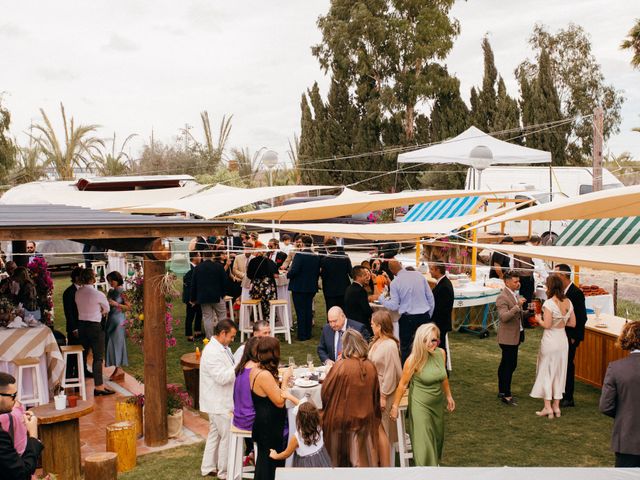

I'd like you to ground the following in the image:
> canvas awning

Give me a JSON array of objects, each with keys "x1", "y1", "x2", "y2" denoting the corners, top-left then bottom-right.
[
  {"x1": 467, "y1": 184, "x2": 640, "y2": 231},
  {"x1": 120, "y1": 185, "x2": 332, "y2": 218},
  {"x1": 555, "y1": 217, "x2": 640, "y2": 246},
  {"x1": 403, "y1": 196, "x2": 484, "y2": 222},
  {"x1": 227, "y1": 188, "x2": 516, "y2": 222},
  {"x1": 473, "y1": 243, "x2": 640, "y2": 274},
  {"x1": 397, "y1": 126, "x2": 551, "y2": 165}
]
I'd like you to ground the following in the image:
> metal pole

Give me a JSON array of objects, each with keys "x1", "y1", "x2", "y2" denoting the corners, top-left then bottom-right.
[
  {"x1": 269, "y1": 168, "x2": 276, "y2": 238},
  {"x1": 593, "y1": 106, "x2": 604, "y2": 192}
]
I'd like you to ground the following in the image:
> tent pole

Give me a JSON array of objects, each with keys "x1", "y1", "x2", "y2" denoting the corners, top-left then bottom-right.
[
  {"x1": 574, "y1": 265, "x2": 580, "y2": 286},
  {"x1": 471, "y1": 227, "x2": 478, "y2": 282},
  {"x1": 416, "y1": 239, "x2": 420, "y2": 267}
]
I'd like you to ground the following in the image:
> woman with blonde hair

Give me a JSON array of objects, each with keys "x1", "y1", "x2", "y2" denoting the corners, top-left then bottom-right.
[
  {"x1": 390, "y1": 323, "x2": 455, "y2": 466},
  {"x1": 368, "y1": 310, "x2": 402, "y2": 460},
  {"x1": 321, "y1": 328, "x2": 390, "y2": 467}
]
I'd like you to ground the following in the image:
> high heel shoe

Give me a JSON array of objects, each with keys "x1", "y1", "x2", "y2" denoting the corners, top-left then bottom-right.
[
  {"x1": 553, "y1": 408, "x2": 561, "y2": 417},
  {"x1": 535, "y1": 409, "x2": 554, "y2": 419}
]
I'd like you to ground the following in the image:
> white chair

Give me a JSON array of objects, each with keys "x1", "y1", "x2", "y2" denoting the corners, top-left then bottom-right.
[
  {"x1": 239, "y1": 299, "x2": 262, "y2": 342},
  {"x1": 90, "y1": 261, "x2": 109, "y2": 291},
  {"x1": 395, "y1": 394, "x2": 412, "y2": 467},
  {"x1": 60, "y1": 345, "x2": 87, "y2": 401},
  {"x1": 224, "y1": 295, "x2": 235, "y2": 324},
  {"x1": 227, "y1": 423, "x2": 254, "y2": 480},
  {"x1": 268, "y1": 299, "x2": 292, "y2": 345},
  {"x1": 14, "y1": 357, "x2": 46, "y2": 407}
]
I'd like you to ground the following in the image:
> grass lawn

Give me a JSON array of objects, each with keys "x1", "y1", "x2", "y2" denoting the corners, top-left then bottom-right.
[{"x1": 50, "y1": 274, "x2": 628, "y2": 476}]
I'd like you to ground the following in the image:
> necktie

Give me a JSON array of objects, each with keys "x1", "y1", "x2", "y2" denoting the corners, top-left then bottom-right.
[
  {"x1": 225, "y1": 347, "x2": 234, "y2": 364},
  {"x1": 336, "y1": 330, "x2": 343, "y2": 360}
]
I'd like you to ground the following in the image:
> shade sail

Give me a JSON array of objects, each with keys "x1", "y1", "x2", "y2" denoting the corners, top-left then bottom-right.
[
  {"x1": 468, "y1": 184, "x2": 640, "y2": 232},
  {"x1": 227, "y1": 188, "x2": 516, "y2": 222},
  {"x1": 120, "y1": 185, "x2": 332, "y2": 218},
  {"x1": 555, "y1": 217, "x2": 640, "y2": 246},
  {"x1": 472, "y1": 243, "x2": 640, "y2": 274},
  {"x1": 403, "y1": 196, "x2": 483, "y2": 222},
  {"x1": 397, "y1": 126, "x2": 551, "y2": 165}
]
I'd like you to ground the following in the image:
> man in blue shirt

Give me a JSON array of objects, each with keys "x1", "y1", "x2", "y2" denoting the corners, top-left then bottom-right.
[{"x1": 378, "y1": 260, "x2": 435, "y2": 363}]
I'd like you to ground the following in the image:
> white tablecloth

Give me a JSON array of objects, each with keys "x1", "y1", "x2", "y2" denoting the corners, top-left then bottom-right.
[
  {"x1": 0, "y1": 326, "x2": 64, "y2": 403},
  {"x1": 535, "y1": 289, "x2": 614, "y2": 316}
]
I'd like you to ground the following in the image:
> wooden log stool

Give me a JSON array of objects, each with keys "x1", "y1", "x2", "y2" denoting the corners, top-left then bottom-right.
[
  {"x1": 106, "y1": 421, "x2": 137, "y2": 473},
  {"x1": 84, "y1": 452, "x2": 118, "y2": 480},
  {"x1": 180, "y1": 352, "x2": 200, "y2": 410},
  {"x1": 115, "y1": 397, "x2": 144, "y2": 438}
]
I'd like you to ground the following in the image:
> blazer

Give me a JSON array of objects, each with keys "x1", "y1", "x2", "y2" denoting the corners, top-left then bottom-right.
[
  {"x1": 199, "y1": 337, "x2": 236, "y2": 415},
  {"x1": 190, "y1": 260, "x2": 227, "y2": 305},
  {"x1": 0, "y1": 430, "x2": 43, "y2": 480},
  {"x1": 565, "y1": 283, "x2": 587, "y2": 342},
  {"x1": 317, "y1": 319, "x2": 370, "y2": 363},
  {"x1": 231, "y1": 254, "x2": 248, "y2": 282},
  {"x1": 320, "y1": 253, "x2": 352, "y2": 298},
  {"x1": 268, "y1": 250, "x2": 288, "y2": 269},
  {"x1": 431, "y1": 276, "x2": 454, "y2": 335},
  {"x1": 495, "y1": 288, "x2": 524, "y2": 346},
  {"x1": 599, "y1": 352, "x2": 640, "y2": 455},
  {"x1": 182, "y1": 264, "x2": 195, "y2": 304},
  {"x1": 343, "y1": 282, "x2": 373, "y2": 327},
  {"x1": 62, "y1": 283, "x2": 79, "y2": 333},
  {"x1": 287, "y1": 249, "x2": 321, "y2": 294}
]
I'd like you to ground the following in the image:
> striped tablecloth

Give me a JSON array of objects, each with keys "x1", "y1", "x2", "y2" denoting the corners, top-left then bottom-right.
[{"x1": 0, "y1": 326, "x2": 64, "y2": 402}]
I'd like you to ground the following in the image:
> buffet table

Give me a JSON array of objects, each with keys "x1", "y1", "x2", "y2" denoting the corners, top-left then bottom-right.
[
  {"x1": 0, "y1": 325, "x2": 64, "y2": 403},
  {"x1": 575, "y1": 313, "x2": 630, "y2": 388}
]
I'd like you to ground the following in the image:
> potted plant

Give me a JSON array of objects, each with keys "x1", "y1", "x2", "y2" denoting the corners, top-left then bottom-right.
[
  {"x1": 53, "y1": 384, "x2": 66, "y2": 411},
  {"x1": 166, "y1": 384, "x2": 192, "y2": 438}
]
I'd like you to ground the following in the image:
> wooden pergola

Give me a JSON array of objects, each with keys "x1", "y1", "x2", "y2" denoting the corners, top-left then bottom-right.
[{"x1": 0, "y1": 204, "x2": 229, "y2": 446}]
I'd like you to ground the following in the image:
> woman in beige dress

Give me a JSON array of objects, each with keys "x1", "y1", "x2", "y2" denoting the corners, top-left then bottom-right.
[{"x1": 368, "y1": 310, "x2": 402, "y2": 457}]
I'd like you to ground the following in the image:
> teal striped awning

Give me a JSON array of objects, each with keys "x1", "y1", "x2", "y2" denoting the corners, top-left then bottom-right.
[
  {"x1": 555, "y1": 217, "x2": 640, "y2": 246},
  {"x1": 403, "y1": 196, "x2": 483, "y2": 222}
]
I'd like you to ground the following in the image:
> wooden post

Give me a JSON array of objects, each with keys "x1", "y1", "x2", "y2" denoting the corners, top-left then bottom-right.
[
  {"x1": 106, "y1": 421, "x2": 137, "y2": 472},
  {"x1": 613, "y1": 278, "x2": 618, "y2": 316},
  {"x1": 593, "y1": 106, "x2": 604, "y2": 192},
  {"x1": 415, "y1": 240, "x2": 420, "y2": 267},
  {"x1": 471, "y1": 227, "x2": 478, "y2": 282},
  {"x1": 574, "y1": 265, "x2": 580, "y2": 286},
  {"x1": 84, "y1": 452, "x2": 118, "y2": 480},
  {"x1": 143, "y1": 239, "x2": 169, "y2": 446}
]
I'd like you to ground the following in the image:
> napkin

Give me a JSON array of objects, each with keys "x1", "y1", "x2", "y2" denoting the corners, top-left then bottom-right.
[{"x1": 7, "y1": 316, "x2": 27, "y2": 329}]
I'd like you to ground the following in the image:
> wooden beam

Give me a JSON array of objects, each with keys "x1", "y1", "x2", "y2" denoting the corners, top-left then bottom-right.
[
  {"x1": 143, "y1": 255, "x2": 168, "y2": 446},
  {"x1": 0, "y1": 225, "x2": 228, "y2": 241}
]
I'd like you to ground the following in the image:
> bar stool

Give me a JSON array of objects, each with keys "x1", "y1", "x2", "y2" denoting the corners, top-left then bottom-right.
[
  {"x1": 14, "y1": 357, "x2": 46, "y2": 407},
  {"x1": 224, "y1": 295, "x2": 235, "y2": 324},
  {"x1": 227, "y1": 423, "x2": 254, "y2": 480},
  {"x1": 395, "y1": 394, "x2": 412, "y2": 467},
  {"x1": 268, "y1": 299, "x2": 292, "y2": 344},
  {"x1": 239, "y1": 299, "x2": 262, "y2": 342},
  {"x1": 60, "y1": 345, "x2": 87, "y2": 400}
]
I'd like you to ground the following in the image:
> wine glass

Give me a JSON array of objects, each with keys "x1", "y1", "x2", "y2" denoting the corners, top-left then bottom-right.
[
  {"x1": 306, "y1": 353, "x2": 314, "y2": 370},
  {"x1": 288, "y1": 356, "x2": 296, "y2": 369}
]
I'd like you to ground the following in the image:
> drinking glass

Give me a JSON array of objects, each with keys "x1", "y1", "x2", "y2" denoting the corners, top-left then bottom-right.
[
  {"x1": 306, "y1": 353, "x2": 314, "y2": 369},
  {"x1": 594, "y1": 305, "x2": 602, "y2": 320},
  {"x1": 288, "y1": 356, "x2": 296, "y2": 369}
]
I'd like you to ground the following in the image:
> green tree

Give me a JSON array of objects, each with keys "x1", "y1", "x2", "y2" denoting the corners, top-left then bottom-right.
[
  {"x1": 621, "y1": 18, "x2": 640, "y2": 69},
  {"x1": 30, "y1": 103, "x2": 103, "y2": 180},
  {"x1": 192, "y1": 112, "x2": 232, "y2": 174},
  {"x1": 92, "y1": 132, "x2": 136, "y2": 176},
  {"x1": 229, "y1": 147, "x2": 260, "y2": 186},
  {"x1": 10, "y1": 145, "x2": 46, "y2": 184},
  {"x1": 0, "y1": 97, "x2": 17, "y2": 185},
  {"x1": 517, "y1": 23, "x2": 624, "y2": 162}
]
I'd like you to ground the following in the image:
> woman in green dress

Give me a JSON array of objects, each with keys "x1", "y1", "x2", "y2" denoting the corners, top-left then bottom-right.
[{"x1": 390, "y1": 323, "x2": 455, "y2": 466}]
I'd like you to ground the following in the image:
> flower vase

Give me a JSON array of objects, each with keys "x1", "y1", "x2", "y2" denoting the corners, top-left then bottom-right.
[{"x1": 167, "y1": 409, "x2": 183, "y2": 438}]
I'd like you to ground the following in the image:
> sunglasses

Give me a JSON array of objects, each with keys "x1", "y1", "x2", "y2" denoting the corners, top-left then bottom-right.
[
  {"x1": 428, "y1": 339, "x2": 440, "y2": 345},
  {"x1": 0, "y1": 392, "x2": 17, "y2": 400}
]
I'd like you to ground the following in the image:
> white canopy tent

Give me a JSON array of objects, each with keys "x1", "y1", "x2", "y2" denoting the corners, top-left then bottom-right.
[{"x1": 227, "y1": 187, "x2": 518, "y2": 222}]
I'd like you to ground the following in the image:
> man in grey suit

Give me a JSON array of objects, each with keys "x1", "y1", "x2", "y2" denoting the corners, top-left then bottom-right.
[
  {"x1": 495, "y1": 270, "x2": 526, "y2": 406},
  {"x1": 599, "y1": 321, "x2": 640, "y2": 467}
]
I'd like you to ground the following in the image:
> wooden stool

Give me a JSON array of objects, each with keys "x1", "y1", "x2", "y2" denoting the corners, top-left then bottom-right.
[
  {"x1": 239, "y1": 299, "x2": 262, "y2": 342},
  {"x1": 106, "y1": 421, "x2": 137, "y2": 473},
  {"x1": 84, "y1": 452, "x2": 118, "y2": 480},
  {"x1": 395, "y1": 394, "x2": 412, "y2": 467},
  {"x1": 60, "y1": 345, "x2": 86, "y2": 401},
  {"x1": 115, "y1": 397, "x2": 143, "y2": 438},
  {"x1": 224, "y1": 295, "x2": 235, "y2": 324},
  {"x1": 268, "y1": 300, "x2": 292, "y2": 344},
  {"x1": 227, "y1": 423, "x2": 254, "y2": 480},
  {"x1": 14, "y1": 357, "x2": 45, "y2": 407}
]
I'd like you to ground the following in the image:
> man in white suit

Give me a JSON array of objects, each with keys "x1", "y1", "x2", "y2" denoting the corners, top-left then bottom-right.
[{"x1": 200, "y1": 319, "x2": 238, "y2": 478}]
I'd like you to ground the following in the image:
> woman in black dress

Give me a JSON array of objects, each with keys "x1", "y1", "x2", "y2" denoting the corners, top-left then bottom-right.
[
  {"x1": 249, "y1": 337, "x2": 299, "y2": 480},
  {"x1": 246, "y1": 243, "x2": 278, "y2": 319}
]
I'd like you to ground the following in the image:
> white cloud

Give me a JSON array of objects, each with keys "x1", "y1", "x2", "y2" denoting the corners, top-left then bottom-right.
[{"x1": 103, "y1": 33, "x2": 139, "y2": 52}]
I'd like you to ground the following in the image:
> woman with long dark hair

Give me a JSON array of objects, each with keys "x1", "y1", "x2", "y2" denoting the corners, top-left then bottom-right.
[
  {"x1": 105, "y1": 271, "x2": 130, "y2": 382},
  {"x1": 246, "y1": 243, "x2": 278, "y2": 319}
]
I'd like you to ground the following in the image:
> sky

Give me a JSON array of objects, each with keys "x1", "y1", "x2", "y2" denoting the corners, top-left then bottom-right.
[{"x1": 1, "y1": 0, "x2": 638, "y2": 171}]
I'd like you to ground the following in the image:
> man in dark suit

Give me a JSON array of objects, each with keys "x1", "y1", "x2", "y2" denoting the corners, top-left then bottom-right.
[
  {"x1": 496, "y1": 270, "x2": 526, "y2": 406},
  {"x1": 287, "y1": 235, "x2": 321, "y2": 341},
  {"x1": 343, "y1": 266, "x2": 374, "y2": 332},
  {"x1": 267, "y1": 238, "x2": 287, "y2": 269},
  {"x1": 429, "y1": 262, "x2": 454, "y2": 368},
  {"x1": 183, "y1": 251, "x2": 202, "y2": 341},
  {"x1": 490, "y1": 236, "x2": 513, "y2": 279},
  {"x1": 599, "y1": 321, "x2": 640, "y2": 467},
  {"x1": 555, "y1": 264, "x2": 588, "y2": 408},
  {"x1": 62, "y1": 266, "x2": 88, "y2": 378},
  {"x1": 319, "y1": 238, "x2": 352, "y2": 315},
  {"x1": 317, "y1": 306, "x2": 370, "y2": 365},
  {"x1": 0, "y1": 372, "x2": 44, "y2": 480},
  {"x1": 191, "y1": 248, "x2": 228, "y2": 339}
]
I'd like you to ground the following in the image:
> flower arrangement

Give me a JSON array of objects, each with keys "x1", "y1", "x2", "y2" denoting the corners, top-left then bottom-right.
[
  {"x1": 167, "y1": 383, "x2": 192, "y2": 415},
  {"x1": 27, "y1": 257, "x2": 54, "y2": 327},
  {"x1": 125, "y1": 393, "x2": 145, "y2": 408},
  {"x1": 123, "y1": 271, "x2": 180, "y2": 348}
]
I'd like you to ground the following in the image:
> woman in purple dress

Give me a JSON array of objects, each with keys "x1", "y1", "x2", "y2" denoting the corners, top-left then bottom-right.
[{"x1": 233, "y1": 336, "x2": 260, "y2": 431}]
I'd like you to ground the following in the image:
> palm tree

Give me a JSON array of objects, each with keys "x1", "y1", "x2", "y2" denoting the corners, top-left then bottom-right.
[
  {"x1": 92, "y1": 132, "x2": 137, "y2": 176},
  {"x1": 287, "y1": 133, "x2": 302, "y2": 184},
  {"x1": 29, "y1": 103, "x2": 103, "y2": 180},
  {"x1": 188, "y1": 111, "x2": 233, "y2": 173},
  {"x1": 10, "y1": 145, "x2": 46, "y2": 184},
  {"x1": 229, "y1": 147, "x2": 260, "y2": 186},
  {"x1": 621, "y1": 19, "x2": 640, "y2": 69}
]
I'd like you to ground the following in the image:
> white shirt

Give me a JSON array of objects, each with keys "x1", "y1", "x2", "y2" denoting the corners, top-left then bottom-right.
[
  {"x1": 199, "y1": 337, "x2": 236, "y2": 414},
  {"x1": 281, "y1": 243, "x2": 294, "y2": 256},
  {"x1": 506, "y1": 287, "x2": 524, "y2": 332},
  {"x1": 75, "y1": 285, "x2": 109, "y2": 322},
  {"x1": 233, "y1": 344, "x2": 245, "y2": 365}
]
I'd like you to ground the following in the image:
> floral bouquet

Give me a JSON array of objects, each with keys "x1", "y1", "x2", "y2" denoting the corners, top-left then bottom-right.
[{"x1": 27, "y1": 257, "x2": 54, "y2": 327}]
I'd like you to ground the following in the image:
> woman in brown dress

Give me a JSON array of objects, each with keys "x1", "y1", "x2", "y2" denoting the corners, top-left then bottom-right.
[{"x1": 320, "y1": 329, "x2": 390, "y2": 467}]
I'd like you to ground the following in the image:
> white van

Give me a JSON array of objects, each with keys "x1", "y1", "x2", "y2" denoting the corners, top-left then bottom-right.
[{"x1": 465, "y1": 166, "x2": 624, "y2": 244}]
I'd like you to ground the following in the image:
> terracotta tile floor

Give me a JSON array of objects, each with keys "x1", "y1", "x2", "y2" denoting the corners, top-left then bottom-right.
[{"x1": 77, "y1": 369, "x2": 208, "y2": 462}]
